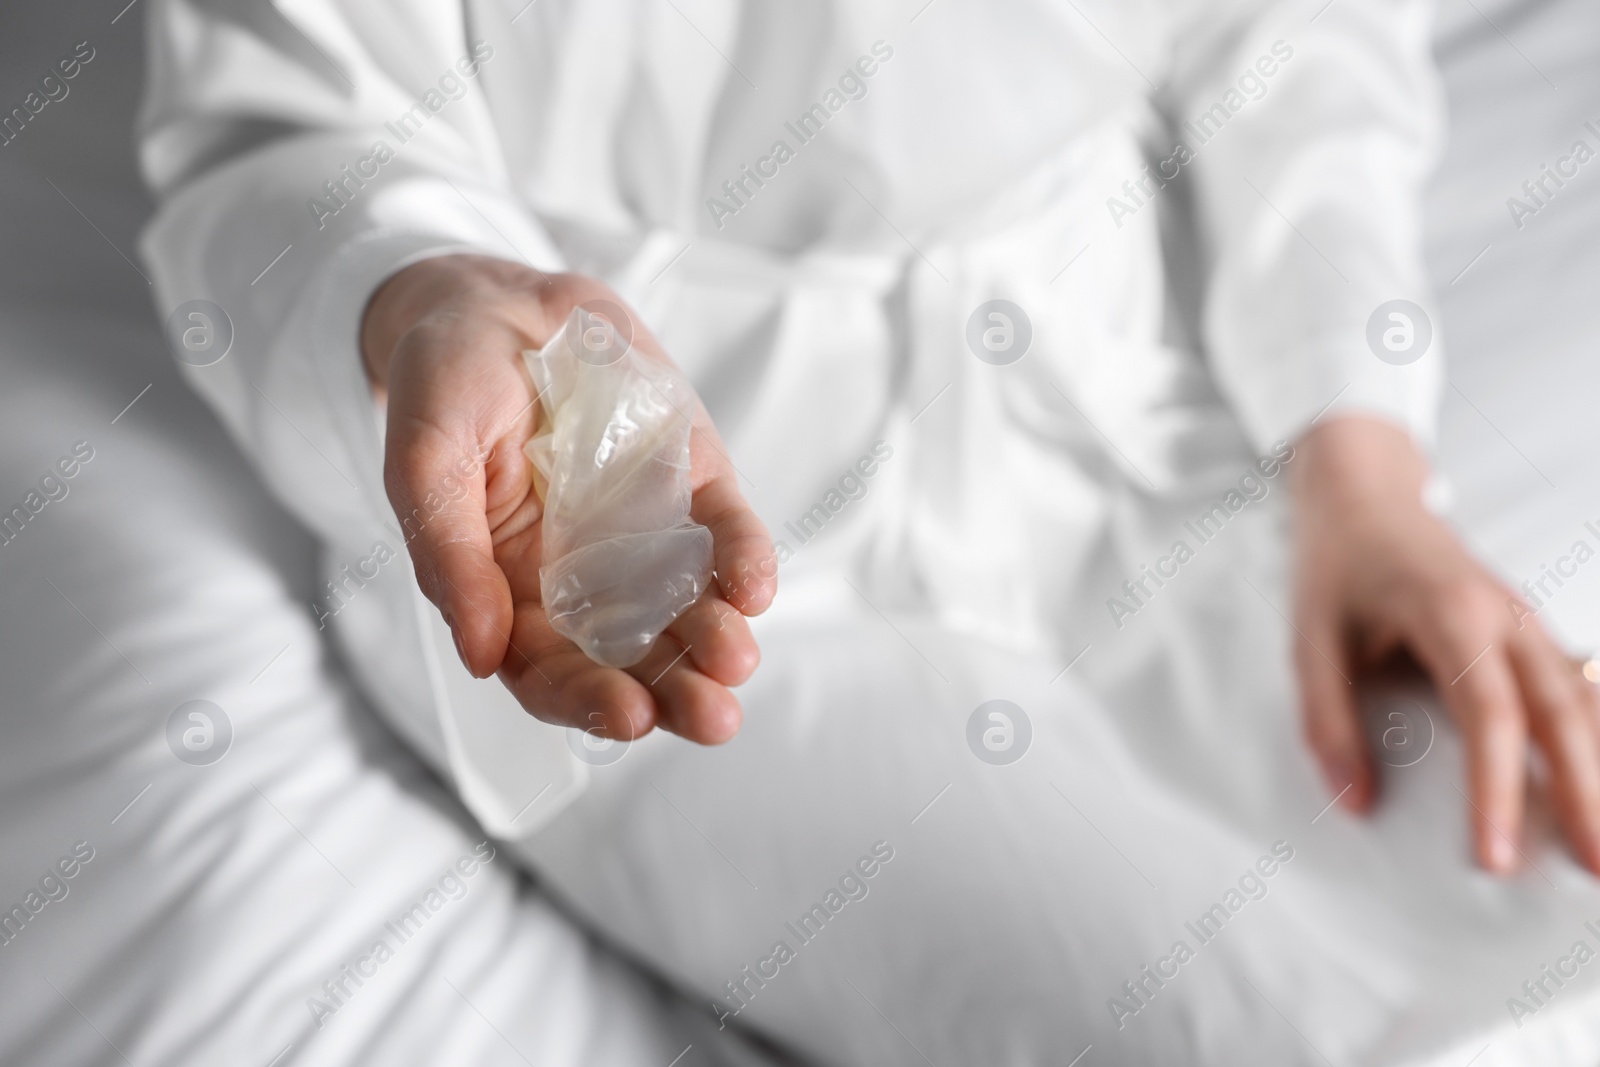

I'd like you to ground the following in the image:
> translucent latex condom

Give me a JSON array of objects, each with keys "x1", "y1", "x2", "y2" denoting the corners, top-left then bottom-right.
[{"x1": 522, "y1": 302, "x2": 713, "y2": 668}]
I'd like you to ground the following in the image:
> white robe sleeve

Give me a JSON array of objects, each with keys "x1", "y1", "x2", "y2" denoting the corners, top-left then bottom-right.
[
  {"x1": 137, "y1": 0, "x2": 561, "y2": 534},
  {"x1": 1158, "y1": 0, "x2": 1446, "y2": 453}
]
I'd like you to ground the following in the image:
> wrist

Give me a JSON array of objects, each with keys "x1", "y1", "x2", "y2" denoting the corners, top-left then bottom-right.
[
  {"x1": 359, "y1": 254, "x2": 557, "y2": 389},
  {"x1": 1292, "y1": 416, "x2": 1430, "y2": 513}
]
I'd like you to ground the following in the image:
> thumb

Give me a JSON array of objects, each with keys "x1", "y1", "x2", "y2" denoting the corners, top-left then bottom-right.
[
  {"x1": 1294, "y1": 610, "x2": 1374, "y2": 813},
  {"x1": 384, "y1": 417, "x2": 511, "y2": 678}
]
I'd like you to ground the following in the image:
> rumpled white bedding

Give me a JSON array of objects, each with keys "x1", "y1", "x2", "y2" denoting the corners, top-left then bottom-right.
[{"x1": 0, "y1": 1, "x2": 1597, "y2": 1066}]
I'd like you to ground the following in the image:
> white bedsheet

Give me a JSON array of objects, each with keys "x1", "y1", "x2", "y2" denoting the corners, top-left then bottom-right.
[{"x1": 1428, "y1": 0, "x2": 1600, "y2": 652}]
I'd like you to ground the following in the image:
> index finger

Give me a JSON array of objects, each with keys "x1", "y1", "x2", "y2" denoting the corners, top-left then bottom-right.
[{"x1": 384, "y1": 416, "x2": 511, "y2": 678}]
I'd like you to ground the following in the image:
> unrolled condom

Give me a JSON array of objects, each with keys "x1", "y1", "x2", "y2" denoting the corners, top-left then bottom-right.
[{"x1": 522, "y1": 304, "x2": 714, "y2": 668}]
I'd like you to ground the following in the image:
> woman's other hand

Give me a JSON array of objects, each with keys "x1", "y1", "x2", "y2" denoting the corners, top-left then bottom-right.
[{"x1": 1292, "y1": 416, "x2": 1600, "y2": 875}]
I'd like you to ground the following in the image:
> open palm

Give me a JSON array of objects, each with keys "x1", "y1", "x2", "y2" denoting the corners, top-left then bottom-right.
[{"x1": 363, "y1": 256, "x2": 776, "y2": 743}]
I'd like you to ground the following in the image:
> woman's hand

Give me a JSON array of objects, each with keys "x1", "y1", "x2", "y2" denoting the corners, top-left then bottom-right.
[
  {"x1": 1292, "y1": 416, "x2": 1600, "y2": 875},
  {"x1": 361, "y1": 254, "x2": 776, "y2": 743}
]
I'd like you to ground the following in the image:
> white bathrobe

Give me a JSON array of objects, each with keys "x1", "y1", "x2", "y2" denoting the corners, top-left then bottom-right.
[
  {"x1": 137, "y1": 0, "x2": 1442, "y2": 833},
  {"x1": 140, "y1": 2, "x2": 1600, "y2": 1065}
]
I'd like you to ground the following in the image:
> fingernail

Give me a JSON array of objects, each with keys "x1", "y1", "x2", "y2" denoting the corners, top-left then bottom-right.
[
  {"x1": 1320, "y1": 759, "x2": 1355, "y2": 799},
  {"x1": 1486, "y1": 832, "x2": 1516, "y2": 873},
  {"x1": 1335, "y1": 759, "x2": 1358, "y2": 790}
]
